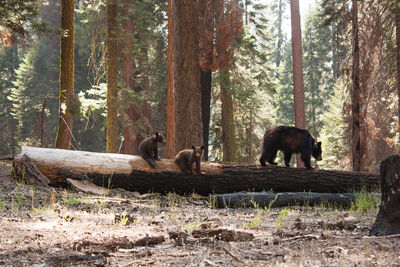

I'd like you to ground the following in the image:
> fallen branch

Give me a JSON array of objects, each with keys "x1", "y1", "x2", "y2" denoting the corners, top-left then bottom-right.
[
  {"x1": 222, "y1": 247, "x2": 244, "y2": 263},
  {"x1": 67, "y1": 178, "x2": 109, "y2": 195}
]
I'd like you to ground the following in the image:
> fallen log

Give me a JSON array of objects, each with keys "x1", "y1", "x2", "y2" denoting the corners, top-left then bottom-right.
[
  {"x1": 13, "y1": 154, "x2": 50, "y2": 186},
  {"x1": 215, "y1": 192, "x2": 381, "y2": 208},
  {"x1": 13, "y1": 146, "x2": 380, "y2": 195}
]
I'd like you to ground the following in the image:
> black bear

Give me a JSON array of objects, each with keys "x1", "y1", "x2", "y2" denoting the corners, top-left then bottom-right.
[
  {"x1": 175, "y1": 145, "x2": 204, "y2": 174},
  {"x1": 259, "y1": 126, "x2": 322, "y2": 169},
  {"x1": 139, "y1": 132, "x2": 166, "y2": 168}
]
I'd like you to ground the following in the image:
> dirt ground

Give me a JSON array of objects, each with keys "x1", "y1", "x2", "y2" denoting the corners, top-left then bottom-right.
[{"x1": 0, "y1": 161, "x2": 399, "y2": 267}]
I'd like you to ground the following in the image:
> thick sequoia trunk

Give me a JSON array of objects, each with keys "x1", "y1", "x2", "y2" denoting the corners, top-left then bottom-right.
[
  {"x1": 351, "y1": 0, "x2": 361, "y2": 172},
  {"x1": 171, "y1": 0, "x2": 203, "y2": 153},
  {"x1": 55, "y1": 0, "x2": 74, "y2": 149},
  {"x1": 165, "y1": 0, "x2": 175, "y2": 158},
  {"x1": 289, "y1": 0, "x2": 305, "y2": 168},
  {"x1": 14, "y1": 147, "x2": 379, "y2": 195},
  {"x1": 106, "y1": 0, "x2": 118, "y2": 153},
  {"x1": 369, "y1": 155, "x2": 400, "y2": 236}
]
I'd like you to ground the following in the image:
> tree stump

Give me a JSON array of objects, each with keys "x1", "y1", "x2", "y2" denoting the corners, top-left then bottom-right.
[{"x1": 369, "y1": 155, "x2": 400, "y2": 236}]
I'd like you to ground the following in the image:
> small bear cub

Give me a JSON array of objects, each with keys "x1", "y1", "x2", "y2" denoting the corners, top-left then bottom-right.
[
  {"x1": 139, "y1": 132, "x2": 166, "y2": 168},
  {"x1": 175, "y1": 145, "x2": 204, "y2": 174}
]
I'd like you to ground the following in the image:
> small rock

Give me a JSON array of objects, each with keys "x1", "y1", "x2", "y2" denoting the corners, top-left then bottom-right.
[{"x1": 344, "y1": 216, "x2": 360, "y2": 224}]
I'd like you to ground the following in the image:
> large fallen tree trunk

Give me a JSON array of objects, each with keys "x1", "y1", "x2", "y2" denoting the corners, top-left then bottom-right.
[
  {"x1": 13, "y1": 146, "x2": 380, "y2": 195},
  {"x1": 216, "y1": 192, "x2": 381, "y2": 209}
]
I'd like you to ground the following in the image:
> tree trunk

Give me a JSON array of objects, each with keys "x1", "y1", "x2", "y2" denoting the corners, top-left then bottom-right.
[
  {"x1": 120, "y1": 4, "x2": 136, "y2": 155},
  {"x1": 369, "y1": 156, "x2": 400, "y2": 236},
  {"x1": 165, "y1": 0, "x2": 175, "y2": 158},
  {"x1": 220, "y1": 66, "x2": 238, "y2": 162},
  {"x1": 120, "y1": 8, "x2": 152, "y2": 155},
  {"x1": 14, "y1": 146, "x2": 380, "y2": 195},
  {"x1": 172, "y1": 0, "x2": 203, "y2": 153},
  {"x1": 55, "y1": 0, "x2": 74, "y2": 150},
  {"x1": 201, "y1": 69, "x2": 212, "y2": 160},
  {"x1": 396, "y1": 7, "x2": 400, "y2": 144},
  {"x1": 351, "y1": 0, "x2": 361, "y2": 172},
  {"x1": 275, "y1": 0, "x2": 284, "y2": 68},
  {"x1": 289, "y1": 0, "x2": 305, "y2": 168},
  {"x1": 106, "y1": 0, "x2": 119, "y2": 153}
]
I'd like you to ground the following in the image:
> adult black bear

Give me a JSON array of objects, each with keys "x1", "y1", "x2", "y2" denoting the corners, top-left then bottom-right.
[
  {"x1": 138, "y1": 132, "x2": 166, "y2": 168},
  {"x1": 175, "y1": 145, "x2": 204, "y2": 174},
  {"x1": 259, "y1": 126, "x2": 322, "y2": 169}
]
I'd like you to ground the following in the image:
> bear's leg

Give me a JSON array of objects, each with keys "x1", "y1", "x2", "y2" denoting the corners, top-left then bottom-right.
[
  {"x1": 143, "y1": 156, "x2": 157, "y2": 168},
  {"x1": 259, "y1": 152, "x2": 267, "y2": 166},
  {"x1": 175, "y1": 158, "x2": 187, "y2": 173},
  {"x1": 301, "y1": 152, "x2": 312, "y2": 169},
  {"x1": 154, "y1": 144, "x2": 160, "y2": 161},
  {"x1": 267, "y1": 147, "x2": 278, "y2": 166},
  {"x1": 284, "y1": 152, "x2": 292, "y2": 167},
  {"x1": 195, "y1": 160, "x2": 201, "y2": 174}
]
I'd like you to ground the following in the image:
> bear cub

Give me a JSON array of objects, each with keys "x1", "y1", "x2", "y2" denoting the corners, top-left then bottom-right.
[
  {"x1": 139, "y1": 132, "x2": 166, "y2": 168},
  {"x1": 259, "y1": 126, "x2": 322, "y2": 169},
  {"x1": 175, "y1": 145, "x2": 204, "y2": 174}
]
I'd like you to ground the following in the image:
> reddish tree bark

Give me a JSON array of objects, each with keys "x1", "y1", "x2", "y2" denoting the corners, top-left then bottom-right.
[
  {"x1": 106, "y1": 0, "x2": 118, "y2": 153},
  {"x1": 289, "y1": 0, "x2": 305, "y2": 168},
  {"x1": 165, "y1": 0, "x2": 175, "y2": 158},
  {"x1": 120, "y1": 5, "x2": 152, "y2": 155},
  {"x1": 55, "y1": 0, "x2": 74, "y2": 149},
  {"x1": 351, "y1": 0, "x2": 361, "y2": 172},
  {"x1": 396, "y1": 6, "x2": 400, "y2": 143},
  {"x1": 170, "y1": 0, "x2": 203, "y2": 154}
]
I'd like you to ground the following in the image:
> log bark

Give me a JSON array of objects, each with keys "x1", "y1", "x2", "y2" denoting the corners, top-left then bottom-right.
[
  {"x1": 216, "y1": 192, "x2": 380, "y2": 209},
  {"x1": 370, "y1": 155, "x2": 400, "y2": 236},
  {"x1": 13, "y1": 146, "x2": 380, "y2": 195},
  {"x1": 13, "y1": 154, "x2": 50, "y2": 186}
]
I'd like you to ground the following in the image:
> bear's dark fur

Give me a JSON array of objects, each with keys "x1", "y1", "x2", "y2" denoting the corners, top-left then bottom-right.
[
  {"x1": 175, "y1": 145, "x2": 204, "y2": 174},
  {"x1": 259, "y1": 126, "x2": 322, "y2": 169},
  {"x1": 138, "y1": 132, "x2": 166, "y2": 168}
]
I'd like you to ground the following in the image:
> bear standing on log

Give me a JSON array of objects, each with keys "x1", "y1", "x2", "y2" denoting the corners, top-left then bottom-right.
[
  {"x1": 138, "y1": 132, "x2": 166, "y2": 168},
  {"x1": 175, "y1": 145, "x2": 204, "y2": 174},
  {"x1": 259, "y1": 126, "x2": 322, "y2": 169}
]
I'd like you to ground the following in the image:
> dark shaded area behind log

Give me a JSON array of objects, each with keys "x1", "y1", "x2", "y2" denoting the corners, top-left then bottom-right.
[{"x1": 88, "y1": 165, "x2": 379, "y2": 195}]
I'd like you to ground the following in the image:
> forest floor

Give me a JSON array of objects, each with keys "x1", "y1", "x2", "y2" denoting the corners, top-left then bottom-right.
[{"x1": 0, "y1": 161, "x2": 399, "y2": 267}]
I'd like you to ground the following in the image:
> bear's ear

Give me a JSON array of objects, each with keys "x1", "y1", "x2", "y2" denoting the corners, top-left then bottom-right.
[
  {"x1": 192, "y1": 145, "x2": 196, "y2": 150},
  {"x1": 201, "y1": 145, "x2": 204, "y2": 150},
  {"x1": 317, "y1": 142, "x2": 321, "y2": 147}
]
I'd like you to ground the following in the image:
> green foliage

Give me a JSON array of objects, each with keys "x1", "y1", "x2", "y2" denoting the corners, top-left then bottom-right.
[
  {"x1": 184, "y1": 217, "x2": 201, "y2": 234},
  {"x1": 9, "y1": 42, "x2": 59, "y2": 147},
  {"x1": 0, "y1": 45, "x2": 19, "y2": 154},
  {"x1": 210, "y1": 1, "x2": 277, "y2": 163},
  {"x1": 0, "y1": 0, "x2": 39, "y2": 37},
  {"x1": 275, "y1": 208, "x2": 289, "y2": 228},
  {"x1": 303, "y1": 3, "x2": 335, "y2": 138},
  {"x1": 61, "y1": 197, "x2": 93, "y2": 207},
  {"x1": 319, "y1": 84, "x2": 350, "y2": 170},
  {"x1": 274, "y1": 41, "x2": 294, "y2": 126},
  {"x1": 244, "y1": 196, "x2": 277, "y2": 229},
  {"x1": 351, "y1": 187, "x2": 380, "y2": 213}
]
